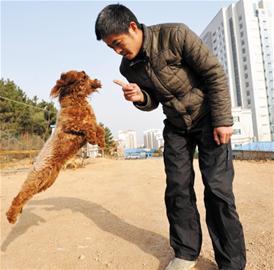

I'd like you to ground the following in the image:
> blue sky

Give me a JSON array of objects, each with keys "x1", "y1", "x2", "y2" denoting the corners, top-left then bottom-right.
[{"x1": 1, "y1": 0, "x2": 237, "y2": 144}]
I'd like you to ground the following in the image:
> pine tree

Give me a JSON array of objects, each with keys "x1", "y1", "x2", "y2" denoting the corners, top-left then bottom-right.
[
  {"x1": 0, "y1": 78, "x2": 57, "y2": 140},
  {"x1": 99, "y1": 123, "x2": 117, "y2": 156}
]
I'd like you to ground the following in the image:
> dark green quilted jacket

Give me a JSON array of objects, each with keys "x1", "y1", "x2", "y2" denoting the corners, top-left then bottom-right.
[{"x1": 120, "y1": 23, "x2": 233, "y2": 130}]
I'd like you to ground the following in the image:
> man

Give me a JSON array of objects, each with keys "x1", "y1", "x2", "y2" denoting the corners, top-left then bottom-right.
[{"x1": 95, "y1": 4, "x2": 246, "y2": 270}]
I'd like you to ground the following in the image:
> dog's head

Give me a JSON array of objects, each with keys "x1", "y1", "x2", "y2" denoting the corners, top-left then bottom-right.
[{"x1": 50, "y1": 70, "x2": 101, "y2": 99}]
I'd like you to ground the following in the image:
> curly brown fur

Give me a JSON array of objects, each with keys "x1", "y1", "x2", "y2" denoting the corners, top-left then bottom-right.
[{"x1": 6, "y1": 70, "x2": 105, "y2": 224}]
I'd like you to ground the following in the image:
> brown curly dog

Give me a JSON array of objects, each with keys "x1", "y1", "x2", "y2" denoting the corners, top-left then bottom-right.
[{"x1": 6, "y1": 70, "x2": 105, "y2": 224}]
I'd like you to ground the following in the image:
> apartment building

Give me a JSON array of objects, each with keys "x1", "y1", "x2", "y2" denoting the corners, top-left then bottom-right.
[
  {"x1": 201, "y1": 0, "x2": 273, "y2": 142},
  {"x1": 143, "y1": 129, "x2": 164, "y2": 150},
  {"x1": 117, "y1": 130, "x2": 137, "y2": 149}
]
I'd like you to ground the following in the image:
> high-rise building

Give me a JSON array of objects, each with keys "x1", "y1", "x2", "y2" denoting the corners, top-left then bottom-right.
[
  {"x1": 118, "y1": 130, "x2": 137, "y2": 149},
  {"x1": 201, "y1": 0, "x2": 274, "y2": 142},
  {"x1": 143, "y1": 129, "x2": 164, "y2": 149}
]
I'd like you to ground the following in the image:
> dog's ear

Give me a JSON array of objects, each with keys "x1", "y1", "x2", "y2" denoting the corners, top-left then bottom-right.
[
  {"x1": 50, "y1": 81, "x2": 62, "y2": 98},
  {"x1": 50, "y1": 72, "x2": 78, "y2": 98}
]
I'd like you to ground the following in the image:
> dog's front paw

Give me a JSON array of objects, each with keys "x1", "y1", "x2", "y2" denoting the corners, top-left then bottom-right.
[
  {"x1": 97, "y1": 139, "x2": 105, "y2": 149},
  {"x1": 86, "y1": 131, "x2": 97, "y2": 145}
]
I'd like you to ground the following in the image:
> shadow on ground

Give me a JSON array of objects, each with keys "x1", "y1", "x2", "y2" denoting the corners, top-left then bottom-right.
[{"x1": 2, "y1": 197, "x2": 217, "y2": 270}]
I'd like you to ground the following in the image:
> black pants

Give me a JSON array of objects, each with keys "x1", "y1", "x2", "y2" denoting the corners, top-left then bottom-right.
[{"x1": 163, "y1": 116, "x2": 246, "y2": 270}]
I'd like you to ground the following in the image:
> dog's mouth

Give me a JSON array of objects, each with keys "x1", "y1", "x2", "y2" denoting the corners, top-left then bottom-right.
[{"x1": 91, "y1": 79, "x2": 102, "y2": 89}]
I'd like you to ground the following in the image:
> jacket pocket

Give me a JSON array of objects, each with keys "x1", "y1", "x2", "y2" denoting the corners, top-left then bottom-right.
[{"x1": 179, "y1": 88, "x2": 204, "y2": 115}]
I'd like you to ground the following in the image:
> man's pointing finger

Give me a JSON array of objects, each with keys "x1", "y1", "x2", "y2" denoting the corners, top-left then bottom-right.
[{"x1": 113, "y1": 80, "x2": 126, "y2": 88}]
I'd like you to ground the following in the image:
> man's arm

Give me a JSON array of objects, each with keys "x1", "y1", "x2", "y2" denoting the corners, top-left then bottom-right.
[{"x1": 176, "y1": 25, "x2": 233, "y2": 144}]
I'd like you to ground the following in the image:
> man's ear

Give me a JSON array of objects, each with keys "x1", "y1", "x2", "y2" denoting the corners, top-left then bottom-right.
[{"x1": 129, "y1": 21, "x2": 138, "y2": 32}]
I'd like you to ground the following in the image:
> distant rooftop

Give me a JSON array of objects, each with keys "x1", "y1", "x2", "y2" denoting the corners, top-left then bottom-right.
[{"x1": 233, "y1": 142, "x2": 274, "y2": 152}]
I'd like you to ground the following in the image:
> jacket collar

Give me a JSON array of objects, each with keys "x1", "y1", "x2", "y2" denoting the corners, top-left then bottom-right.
[
  {"x1": 128, "y1": 24, "x2": 150, "y2": 67},
  {"x1": 140, "y1": 24, "x2": 151, "y2": 56}
]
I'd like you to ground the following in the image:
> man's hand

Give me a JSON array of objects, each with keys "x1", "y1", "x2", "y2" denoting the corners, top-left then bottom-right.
[
  {"x1": 213, "y1": 126, "x2": 233, "y2": 145},
  {"x1": 113, "y1": 80, "x2": 145, "y2": 103}
]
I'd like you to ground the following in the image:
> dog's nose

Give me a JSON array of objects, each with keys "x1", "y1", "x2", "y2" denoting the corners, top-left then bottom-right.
[{"x1": 92, "y1": 79, "x2": 102, "y2": 88}]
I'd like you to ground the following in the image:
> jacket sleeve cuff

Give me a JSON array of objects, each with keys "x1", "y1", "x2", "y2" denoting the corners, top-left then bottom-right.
[
  {"x1": 211, "y1": 116, "x2": 234, "y2": 127},
  {"x1": 133, "y1": 90, "x2": 159, "y2": 111},
  {"x1": 133, "y1": 90, "x2": 148, "y2": 106}
]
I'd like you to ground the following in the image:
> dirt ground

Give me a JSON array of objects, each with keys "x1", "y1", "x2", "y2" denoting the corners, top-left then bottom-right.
[{"x1": 1, "y1": 158, "x2": 273, "y2": 270}]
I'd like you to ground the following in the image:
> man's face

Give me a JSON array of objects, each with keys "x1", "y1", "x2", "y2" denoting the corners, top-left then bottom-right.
[{"x1": 103, "y1": 23, "x2": 142, "y2": 60}]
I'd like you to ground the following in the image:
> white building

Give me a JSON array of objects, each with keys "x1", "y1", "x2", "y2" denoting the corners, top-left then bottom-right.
[
  {"x1": 231, "y1": 107, "x2": 254, "y2": 148},
  {"x1": 201, "y1": 0, "x2": 273, "y2": 142},
  {"x1": 118, "y1": 130, "x2": 137, "y2": 149},
  {"x1": 257, "y1": 0, "x2": 274, "y2": 140},
  {"x1": 85, "y1": 143, "x2": 100, "y2": 158},
  {"x1": 143, "y1": 129, "x2": 164, "y2": 149}
]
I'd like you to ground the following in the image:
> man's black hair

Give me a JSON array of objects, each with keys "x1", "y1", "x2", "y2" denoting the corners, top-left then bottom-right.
[{"x1": 95, "y1": 4, "x2": 141, "y2": 40}]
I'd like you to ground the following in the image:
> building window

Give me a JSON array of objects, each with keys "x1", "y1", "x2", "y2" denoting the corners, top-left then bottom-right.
[
  {"x1": 240, "y1": 23, "x2": 243, "y2": 29},
  {"x1": 233, "y1": 116, "x2": 240, "y2": 122},
  {"x1": 239, "y1": 15, "x2": 242, "y2": 21},
  {"x1": 246, "y1": 82, "x2": 249, "y2": 87},
  {"x1": 245, "y1": 73, "x2": 248, "y2": 79},
  {"x1": 240, "y1": 31, "x2": 244, "y2": 37},
  {"x1": 241, "y1": 40, "x2": 245, "y2": 45},
  {"x1": 243, "y1": 56, "x2": 247, "y2": 62},
  {"x1": 233, "y1": 129, "x2": 241, "y2": 135},
  {"x1": 246, "y1": 90, "x2": 250, "y2": 96},
  {"x1": 242, "y1": 48, "x2": 246, "y2": 54},
  {"x1": 244, "y1": 64, "x2": 248, "y2": 70}
]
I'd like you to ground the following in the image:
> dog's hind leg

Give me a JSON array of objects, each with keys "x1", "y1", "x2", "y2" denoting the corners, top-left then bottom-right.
[{"x1": 6, "y1": 165, "x2": 61, "y2": 224}]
